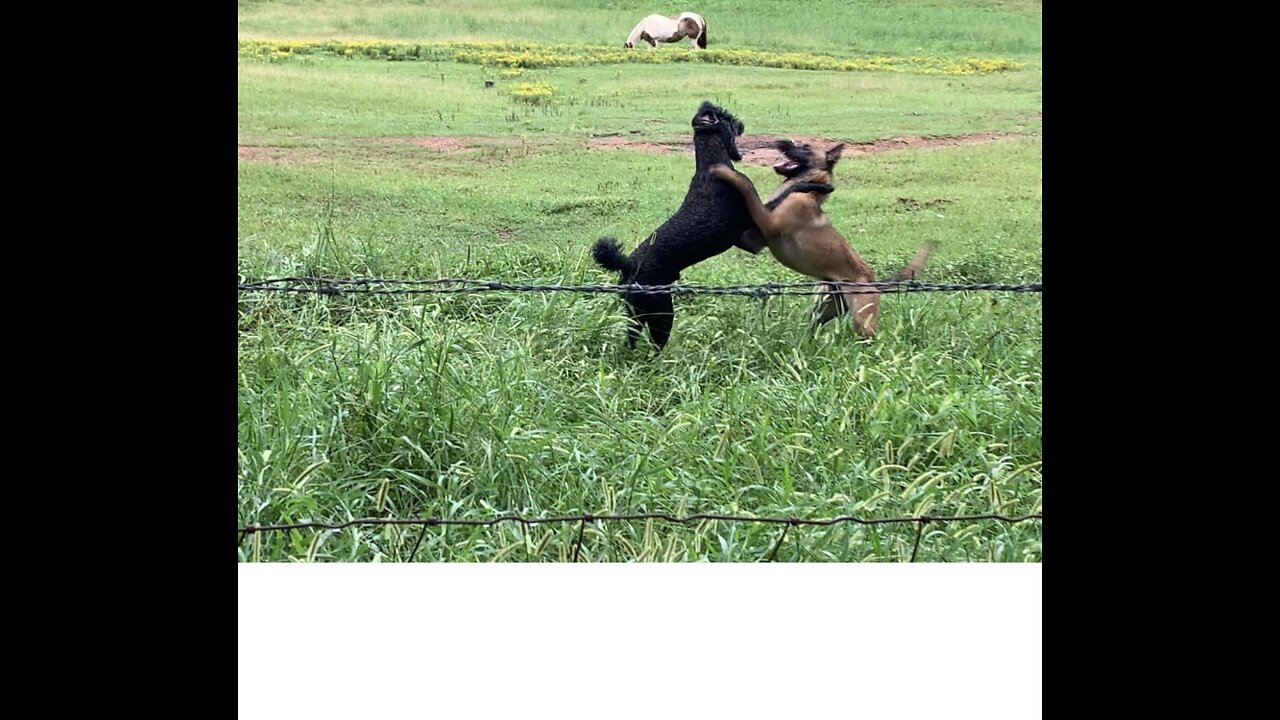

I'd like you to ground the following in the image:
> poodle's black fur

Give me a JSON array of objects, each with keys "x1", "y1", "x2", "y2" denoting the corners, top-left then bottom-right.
[{"x1": 591, "y1": 101, "x2": 771, "y2": 351}]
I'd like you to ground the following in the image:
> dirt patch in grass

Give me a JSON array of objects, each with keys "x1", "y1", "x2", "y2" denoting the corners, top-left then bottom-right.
[
  {"x1": 386, "y1": 136, "x2": 485, "y2": 151},
  {"x1": 237, "y1": 144, "x2": 329, "y2": 165},
  {"x1": 238, "y1": 136, "x2": 546, "y2": 166},
  {"x1": 895, "y1": 196, "x2": 955, "y2": 212},
  {"x1": 586, "y1": 131, "x2": 1022, "y2": 166},
  {"x1": 238, "y1": 131, "x2": 1024, "y2": 167},
  {"x1": 583, "y1": 135, "x2": 674, "y2": 155}
]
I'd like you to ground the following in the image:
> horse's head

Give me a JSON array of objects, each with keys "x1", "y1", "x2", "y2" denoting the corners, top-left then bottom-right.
[
  {"x1": 691, "y1": 101, "x2": 745, "y2": 161},
  {"x1": 772, "y1": 139, "x2": 845, "y2": 185},
  {"x1": 624, "y1": 41, "x2": 634, "y2": 49}
]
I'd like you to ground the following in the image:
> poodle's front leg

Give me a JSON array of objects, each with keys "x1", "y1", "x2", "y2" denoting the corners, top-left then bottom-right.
[{"x1": 735, "y1": 229, "x2": 767, "y2": 254}]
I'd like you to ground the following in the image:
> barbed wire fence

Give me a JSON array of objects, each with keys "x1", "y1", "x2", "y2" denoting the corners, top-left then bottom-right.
[
  {"x1": 238, "y1": 276, "x2": 1043, "y2": 561},
  {"x1": 237, "y1": 276, "x2": 1043, "y2": 297},
  {"x1": 237, "y1": 511, "x2": 1043, "y2": 562}
]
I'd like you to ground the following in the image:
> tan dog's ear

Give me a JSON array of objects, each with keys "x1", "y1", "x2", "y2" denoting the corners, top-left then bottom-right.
[{"x1": 826, "y1": 143, "x2": 845, "y2": 167}]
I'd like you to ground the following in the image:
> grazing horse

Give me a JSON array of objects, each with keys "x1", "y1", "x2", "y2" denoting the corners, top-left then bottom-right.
[{"x1": 624, "y1": 12, "x2": 707, "y2": 50}]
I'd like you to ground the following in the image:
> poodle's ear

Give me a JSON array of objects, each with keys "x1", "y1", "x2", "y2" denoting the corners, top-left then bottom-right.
[{"x1": 826, "y1": 143, "x2": 845, "y2": 167}]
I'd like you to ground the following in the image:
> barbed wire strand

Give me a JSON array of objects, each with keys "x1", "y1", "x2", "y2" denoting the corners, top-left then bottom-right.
[
  {"x1": 237, "y1": 514, "x2": 1041, "y2": 561},
  {"x1": 237, "y1": 277, "x2": 1042, "y2": 298},
  {"x1": 240, "y1": 512, "x2": 1040, "y2": 533},
  {"x1": 239, "y1": 510, "x2": 1041, "y2": 562}
]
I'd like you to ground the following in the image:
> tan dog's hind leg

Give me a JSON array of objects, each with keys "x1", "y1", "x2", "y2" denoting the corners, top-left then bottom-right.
[
  {"x1": 810, "y1": 282, "x2": 878, "y2": 338},
  {"x1": 846, "y1": 292, "x2": 881, "y2": 338},
  {"x1": 809, "y1": 284, "x2": 844, "y2": 327}
]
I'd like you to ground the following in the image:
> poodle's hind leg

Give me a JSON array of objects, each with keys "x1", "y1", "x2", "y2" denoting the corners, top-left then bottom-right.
[{"x1": 631, "y1": 291, "x2": 675, "y2": 351}]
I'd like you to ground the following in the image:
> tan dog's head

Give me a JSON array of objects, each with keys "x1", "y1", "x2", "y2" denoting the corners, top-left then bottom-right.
[{"x1": 772, "y1": 140, "x2": 845, "y2": 185}]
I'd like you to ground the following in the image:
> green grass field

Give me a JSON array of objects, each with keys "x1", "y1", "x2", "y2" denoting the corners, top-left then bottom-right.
[{"x1": 237, "y1": 0, "x2": 1042, "y2": 562}]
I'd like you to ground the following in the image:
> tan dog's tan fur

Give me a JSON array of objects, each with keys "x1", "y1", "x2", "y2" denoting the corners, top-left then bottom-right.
[{"x1": 711, "y1": 142, "x2": 935, "y2": 337}]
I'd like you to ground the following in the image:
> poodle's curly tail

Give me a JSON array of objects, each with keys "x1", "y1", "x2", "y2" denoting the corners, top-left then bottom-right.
[{"x1": 592, "y1": 236, "x2": 630, "y2": 272}]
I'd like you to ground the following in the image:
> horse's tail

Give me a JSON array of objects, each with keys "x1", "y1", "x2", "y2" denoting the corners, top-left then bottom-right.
[{"x1": 698, "y1": 17, "x2": 707, "y2": 48}]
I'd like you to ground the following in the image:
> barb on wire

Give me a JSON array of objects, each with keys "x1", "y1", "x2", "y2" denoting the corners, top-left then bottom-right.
[
  {"x1": 237, "y1": 276, "x2": 1043, "y2": 297},
  {"x1": 572, "y1": 514, "x2": 590, "y2": 562},
  {"x1": 763, "y1": 521, "x2": 795, "y2": 562},
  {"x1": 407, "y1": 523, "x2": 431, "y2": 563},
  {"x1": 520, "y1": 518, "x2": 533, "y2": 562},
  {"x1": 910, "y1": 517, "x2": 931, "y2": 562}
]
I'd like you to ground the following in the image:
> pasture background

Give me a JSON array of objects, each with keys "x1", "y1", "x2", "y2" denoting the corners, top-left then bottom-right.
[{"x1": 237, "y1": 0, "x2": 1042, "y2": 562}]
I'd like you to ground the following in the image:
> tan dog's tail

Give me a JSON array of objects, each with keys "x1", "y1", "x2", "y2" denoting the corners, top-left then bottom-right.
[{"x1": 889, "y1": 241, "x2": 938, "y2": 281}]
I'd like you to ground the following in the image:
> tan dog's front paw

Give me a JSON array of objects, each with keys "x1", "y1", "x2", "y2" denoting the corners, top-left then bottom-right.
[{"x1": 709, "y1": 164, "x2": 736, "y2": 181}]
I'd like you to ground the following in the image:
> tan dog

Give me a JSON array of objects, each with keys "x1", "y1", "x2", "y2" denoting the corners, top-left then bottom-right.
[{"x1": 711, "y1": 140, "x2": 935, "y2": 337}]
